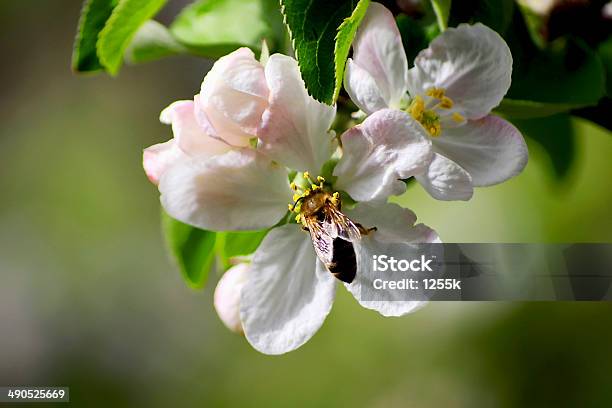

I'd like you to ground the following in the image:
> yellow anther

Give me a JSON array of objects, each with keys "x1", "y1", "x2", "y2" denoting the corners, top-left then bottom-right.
[
  {"x1": 452, "y1": 112, "x2": 465, "y2": 123},
  {"x1": 429, "y1": 124, "x2": 441, "y2": 137},
  {"x1": 330, "y1": 191, "x2": 340, "y2": 205},
  {"x1": 407, "y1": 95, "x2": 425, "y2": 122},
  {"x1": 295, "y1": 214, "x2": 301, "y2": 222},
  {"x1": 303, "y1": 171, "x2": 310, "y2": 180},
  {"x1": 440, "y1": 96, "x2": 453, "y2": 109},
  {"x1": 303, "y1": 189, "x2": 311, "y2": 196},
  {"x1": 426, "y1": 87, "x2": 445, "y2": 99},
  {"x1": 292, "y1": 193, "x2": 301, "y2": 202},
  {"x1": 290, "y1": 182, "x2": 298, "y2": 191},
  {"x1": 317, "y1": 176, "x2": 325, "y2": 183}
]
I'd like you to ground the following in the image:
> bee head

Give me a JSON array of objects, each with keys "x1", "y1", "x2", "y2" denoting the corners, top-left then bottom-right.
[{"x1": 287, "y1": 173, "x2": 341, "y2": 224}]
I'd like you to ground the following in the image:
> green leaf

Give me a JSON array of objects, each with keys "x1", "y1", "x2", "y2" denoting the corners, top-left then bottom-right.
[
  {"x1": 217, "y1": 230, "x2": 268, "y2": 268},
  {"x1": 170, "y1": 0, "x2": 271, "y2": 59},
  {"x1": 507, "y1": 38, "x2": 605, "y2": 109},
  {"x1": 125, "y1": 20, "x2": 185, "y2": 64},
  {"x1": 448, "y1": 0, "x2": 514, "y2": 35},
  {"x1": 430, "y1": 0, "x2": 451, "y2": 31},
  {"x1": 333, "y1": 0, "x2": 370, "y2": 102},
  {"x1": 281, "y1": 0, "x2": 367, "y2": 104},
  {"x1": 514, "y1": 114, "x2": 575, "y2": 181},
  {"x1": 495, "y1": 98, "x2": 586, "y2": 119},
  {"x1": 162, "y1": 210, "x2": 216, "y2": 289},
  {"x1": 72, "y1": 0, "x2": 118, "y2": 72},
  {"x1": 597, "y1": 37, "x2": 612, "y2": 98},
  {"x1": 515, "y1": 1, "x2": 547, "y2": 48},
  {"x1": 97, "y1": 0, "x2": 167, "y2": 75}
]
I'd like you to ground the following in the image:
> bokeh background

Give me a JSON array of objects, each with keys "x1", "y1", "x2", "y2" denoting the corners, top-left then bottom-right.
[{"x1": 1, "y1": 0, "x2": 612, "y2": 406}]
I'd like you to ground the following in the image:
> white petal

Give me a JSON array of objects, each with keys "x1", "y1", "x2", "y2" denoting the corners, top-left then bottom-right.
[
  {"x1": 351, "y1": 2, "x2": 409, "y2": 108},
  {"x1": 160, "y1": 100, "x2": 232, "y2": 156},
  {"x1": 334, "y1": 109, "x2": 432, "y2": 202},
  {"x1": 415, "y1": 153, "x2": 474, "y2": 201},
  {"x1": 214, "y1": 263, "x2": 250, "y2": 334},
  {"x1": 347, "y1": 202, "x2": 440, "y2": 244},
  {"x1": 258, "y1": 54, "x2": 336, "y2": 174},
  {"x1": 433, "y1": 115, "x2": 528, "y2": 186},
  {"x1": 241, "y1": 225, "x2": 336, "y2": 354},
  {"x1": 143, "y1": 139, "x2": 186, "y2": 185},
  {"x1": 407, "y1": 23, "x2": 512, "y2": 119},
  {"x1": 344, "y1": 202, "x2": 440, "y2": 317},
  {"x1": 344, "y1": 59, "x2": 389, "y2": 114},
  {"x1": 159, "y1": 149, "x2": 291, "y2": 231},
  {"x1": 199, "y1": 48, "x2": 268, "y2": 138}
]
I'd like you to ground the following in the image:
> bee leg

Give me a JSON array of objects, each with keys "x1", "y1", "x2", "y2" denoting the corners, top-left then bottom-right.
[{"x1": 356, "y1": 223, "x2": 377, "y2": 235}]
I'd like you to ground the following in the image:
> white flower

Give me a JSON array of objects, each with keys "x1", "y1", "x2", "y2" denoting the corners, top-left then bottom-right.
[
  {"x1": 157, "y1": 53, "x2": 437, "y2": 354},
  {"x1": 143, "y1": 48, "x2": 267, "y2": 184},
  {"x1": 344, "y1": 2, "x2": 528, "y2": 200}
]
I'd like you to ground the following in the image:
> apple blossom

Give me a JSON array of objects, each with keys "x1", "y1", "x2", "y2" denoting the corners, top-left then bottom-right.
[
  {"x1": 143, "y1": 47, "x2": 267, "y2": 184},
  {"x1": 344, "y1": 2, "x2": 528, "y2": 201},
  {"x1": 154, "y1": 53, "x2": 438, "y2": 354}
]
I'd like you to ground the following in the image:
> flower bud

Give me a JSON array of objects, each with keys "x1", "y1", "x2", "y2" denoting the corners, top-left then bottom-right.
[{"x1": 213, "y1": 263, "x2": 250, "y2": 334}]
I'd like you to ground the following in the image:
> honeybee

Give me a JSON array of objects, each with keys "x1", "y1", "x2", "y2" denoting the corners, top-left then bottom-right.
[{"x1": 296, "y1": 190, "x2": 372, "y2": 283}]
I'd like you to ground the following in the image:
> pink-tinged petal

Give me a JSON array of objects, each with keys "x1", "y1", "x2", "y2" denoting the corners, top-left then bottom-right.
[
  {"x1": 415, "y1": 153, "x2": 474, "y2": 201},
  {"x1": 344, "y1": 202, "x2": 440, "y2": 317},
  {"x1": 199, "y1": 101, "x2": 253, "y2": 147},
  {"x1": 214, "y1": 263, "x2": 250, "y2": 334},
  {"x1": 258, "y1": 54, "x2": 336, "y2": 174},
  {"x1": 433, "y1": 115, "x2": 528, "y2": 186},
  {"x1": 160, "y1": 100, "x2": 232, "y2": 156},
  {"x1": 407, "y1": 23, "x2": 512, "y2": 120},
  {"x1": 143, "y1": 139, "x2": 186, "y2": 185},
  {"x1": 199, "y1": 48, "x2": 268, "y2": 139},
  {"x1": 334, "y1": 109, "x2": 432, "y2": 202},
  {"x1": 159, "y1": 149, "x2": 291, "y2": 231},
  {"x1": 241, "y1": 225, "x2": 336, "y2": 355},
  {"x1": 344, "y1": 59, "x2": 390, "y2": 114},
  {"x1": 351, "y1": 2, "x2": 409, "y2": 109}
]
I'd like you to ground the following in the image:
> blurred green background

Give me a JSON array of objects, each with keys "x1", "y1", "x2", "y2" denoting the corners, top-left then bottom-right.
[{"x1": 1, "y1": 1, "x2": 612, "y2": 407}]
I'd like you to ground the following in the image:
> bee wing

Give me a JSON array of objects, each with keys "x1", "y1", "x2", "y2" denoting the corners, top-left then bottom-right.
[
  {"x1": 325, "y1": 206, "x2": 361, "y2": 242},
  {"x1": 305, "y1": 218, "x2": 334, "y2": 265}
]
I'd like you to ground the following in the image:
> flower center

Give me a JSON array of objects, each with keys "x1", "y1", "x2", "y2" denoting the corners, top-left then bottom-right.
[
  {"x1": 288, "y1": 172, "x2": 339, "y2": 226},
  {"x1": 406, "y1": 87, "x2": 465, "y2": 137}
]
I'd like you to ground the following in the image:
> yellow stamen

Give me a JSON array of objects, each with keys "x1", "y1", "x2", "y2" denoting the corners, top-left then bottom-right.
[
  {"x1": 330, "y1": 191, "x2": 340, "y2": 206},
  {"x1": 295, "y1": 214, "x2": 301, "y2": 222},
  {"x1": 452, "y1": 112, "x2": 465, "y2": 123},
  {"x1": 407, "y1": 95, "x2": 425, "y2": 122},
  {"x1": 429, "y1": 123, "x2": 441, "y2": 137},
  {"x1": 290, "y1": 182, "x2": 298, "y2": 191},
  {"x1": 426, "y1": 87, "x2": 445, "y2": 99},
  {"x1": 292, "y1": 193, "x2": 301, "y2": 202},
  {"x1": 440, "y1": 96, "x2": 453, "y2": 109},
  {"x1": 303, "y1": 171, "x2": 310, "y2": 180}
]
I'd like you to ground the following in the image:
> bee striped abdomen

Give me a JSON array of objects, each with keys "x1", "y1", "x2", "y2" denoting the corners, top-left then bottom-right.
[{"x1": 328, "y1": 238, "x2": 357, "y2": 283}]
